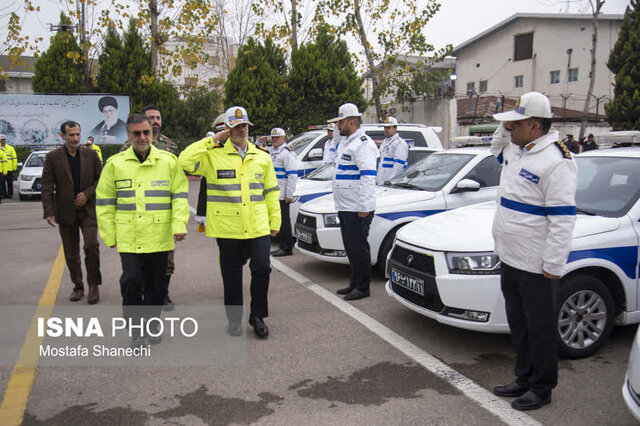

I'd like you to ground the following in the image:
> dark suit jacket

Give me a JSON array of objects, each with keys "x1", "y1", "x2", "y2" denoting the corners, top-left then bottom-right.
[{"x1": 41, "y1": 146, "x2": 102, "y2": 226}]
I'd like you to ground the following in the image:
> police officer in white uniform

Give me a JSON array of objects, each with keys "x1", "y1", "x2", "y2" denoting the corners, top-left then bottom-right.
[
  {"x1": 330, "y1": 103, "x2": 379, "y2": 301},
  {"x1": 268, "y1": 127, "x2": 298, "y2": 256},
  {"x1": 490, "y1": 92, "x2": 578, "y2": 411},
  {"x1": 322, "y1": 123, "x2": 338, "y2": 165},
  {"x1": 376, "y1": 117, "x2": 408, "y2": 185}
]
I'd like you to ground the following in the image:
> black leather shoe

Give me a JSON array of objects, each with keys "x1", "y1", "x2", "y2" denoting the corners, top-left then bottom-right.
[
  {"x1": 228, "y1": 321, "x2": 242, "y2": 337},
  {"x1": 249, "y1": 316, "x2": 269, "y2": 338},
  {"x1": 147, "y1": 322, "x2": 162, "y2": 344},
  {"x1": 511, "y1": 391, "x2": 551, "y2": 411},
  {"x1": 131, "y1": 335, "x2": 146, "y2": 349},
  {"x1": 162, "y1": 295, "x2": 174, "y2": 311},
  {"x1": 493, "y1": 381, "x2": 528, "y2": 397},
  {"x1": 271, "y1": 249, "x2": 293, "y2": 257},
  {"x1": 343, "y1": 288, "x2": 370, "y2": 301},
  {"x1": 336, "y1": 286, "x2": 354, "y2": 295}
]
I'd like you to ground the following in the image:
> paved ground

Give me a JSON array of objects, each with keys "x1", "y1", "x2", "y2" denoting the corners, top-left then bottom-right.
[{"x1": 0, "y1": 180, "x2": 637, "y2": 425}]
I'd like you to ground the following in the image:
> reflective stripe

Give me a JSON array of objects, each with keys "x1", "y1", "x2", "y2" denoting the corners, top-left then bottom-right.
[
  {"x1": 381, "y1": 164, "x2": 394, "y2": 168},
  {"x1": 207, "y1": 195, "x2": 242, "y2": 203},
  {"x1": 96, "y1": 198, "x2": 116, "y2": 206},
  {"x1": 336, "y1": 174, "x2": 360, "y2": 180},
  {"x1": 145, "y1": 190, "x2": 171, "y2": 197},
  {"x1": 393, "y1": 159, "x2": 406, "y2": 165},
  {"x1": 383, "y1": 157, "x2": 393, "y2": 161},
  {"x1": 276, "y1": 174, "x2": 287, "y2": 179},
  {"x1": 207, "y1": 183, "x2": 241, "y2": 191},
  {"x1": 264, "y1": 186, "x2": 279, "y2": 194},
  {"x1": 172, "y1": 192, "x2": 188, "y2": 199},
  {"x1": 286, "y1": 170, "x2": 298, "y2": 175},
  {"x1": 360, "y1": 170, "x2": 377, "y2": 176},
  {"x1": 500, "y1": 197, "x2": 576, "y2": 216},
  {"x1": 250, "y1": 194, "x2": 265, "y2": 202},
  {"x1": 146, "y1": 203, "x2": 171, "y2": 210},
  {"x1": 249, "y1": 182, "x2": 264, "y2": 190},
  {"x1": 338, "y1": 164, "x2": 359, "y2": 171},
  {"x1": 192, "y1": 161, "x2": 200, "y2": 173},
  {"x1": 116, "y1": 190, "x2": 135, "y2": 198},
  {"x1": 117, "y1": 203, "x2": 136, "y2": 211}
]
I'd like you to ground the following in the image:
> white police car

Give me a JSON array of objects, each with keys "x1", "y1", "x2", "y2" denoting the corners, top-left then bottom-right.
[
  {"x1": 623, "y1": 326, "x2": 640, "y2": 421},
  {"x1": 386, "y1": 144, "x2": 640, "y2": 358},
  {"x1": 295, "y1": 147, "x2": 502, "y2": 270},
  {"x1": 17, "y1": 150, "x2": 50, "y2": 200},
  {"x1": 288, "y1": 124, "x2": 443, "y2": 176}
]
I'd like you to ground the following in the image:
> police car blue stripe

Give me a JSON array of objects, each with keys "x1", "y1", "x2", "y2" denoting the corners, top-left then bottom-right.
[
  {"x1": 500, "y1": 197, "x2": 576, "y2": 216},
  {"x1": 286, "y1": 170, "x2": 298, "y2": 175},
  {"x1": 392, "y1": 159, "x2": 406, "y2": 165},
  {"x1": 274, "y1": 167, "x2": 286, "y2": 172},
  {"x1": 276, "y1": 174, "x2": 287, "y2": 179},
  {"x1": 336, "y1": 174, "x2": 360, "y2": 180},
  {"x1": 338, "y1": 164, "x2": 359, "y2": 171},
  {"x1": 298, "y1": 191, "x2": 332, "y2": 203},
  {"x1": 568, "y1": 246, "x2": 638, "y2": 279},
  {"x1": 298, "y1": 168, "x2": 317, "y2": 176},
  {"x1": 376, "y1": 209, "x2": 445, "y2": 220},
  {"x1": 360, "y1": 170, "x2": 377, "y2": 176}
]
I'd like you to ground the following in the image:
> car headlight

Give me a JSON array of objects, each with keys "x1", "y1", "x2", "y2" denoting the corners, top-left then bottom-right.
[
  {"x1": 323, "y1": 213, "x2": 340, "y2": 227},
  {"x1": 20, "y1": 175, "x2": 35, "y2": 181},
  {"x1": 446, "y1": 252, "x2": 501, "y2": 275}
]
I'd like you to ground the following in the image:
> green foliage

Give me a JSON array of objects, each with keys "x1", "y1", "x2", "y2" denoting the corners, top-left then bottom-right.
[
  {"x1": 99, "y1": 143, "x2": 122, "y2": 164},
  {"x1": 224, "y1": 38, "x2": 288, "y2": 136},
  {"x1": 167, "y1": 85, "x2": 223, "y2": 151},
  {"x1": 286, "y1": 27, "x2": 366, "y2": 134},
  {"x1": 31, "y1": 13, "x2": 85, "y2": 93},
  {"x1": 605, "y1": 0, "x2": 640, "y2": 130}
]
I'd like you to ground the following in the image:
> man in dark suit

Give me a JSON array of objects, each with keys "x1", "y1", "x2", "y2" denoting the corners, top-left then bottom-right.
[{"x1": 42, "y1": 121, "x2": 103, "y2": 304}]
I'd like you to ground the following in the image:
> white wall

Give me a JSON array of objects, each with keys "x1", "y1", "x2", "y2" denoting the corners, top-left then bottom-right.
[{"x1": 455, "y1": 16, "x2": 621, "y2": 115}]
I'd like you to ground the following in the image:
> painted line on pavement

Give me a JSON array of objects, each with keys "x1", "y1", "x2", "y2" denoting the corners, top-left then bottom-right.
[
  {"x1": 271, "y1": 258, "x2": 541, "y2": 426},
  {"x1": 0, "y1": 244, "x2": 65, "y2": 426}
]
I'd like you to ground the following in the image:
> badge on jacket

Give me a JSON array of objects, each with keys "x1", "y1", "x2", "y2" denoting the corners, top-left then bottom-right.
[{"x1": 217, "y1": 170, "x2": 236, "y2": 179}]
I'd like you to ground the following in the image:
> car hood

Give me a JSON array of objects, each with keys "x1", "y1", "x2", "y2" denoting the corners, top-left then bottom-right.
[
  {"x1": 300, "y1": 186, "x2": 437, "y2": 214},
  {"x1": 19, "y1": 166, "x2": 43, "y2": 177},
  {"x1": 396, "y1": 201, "x2": 623, "y2": 252},
  {"x1": 295, "y1": 179, "x2": 332, "y2": 195}
]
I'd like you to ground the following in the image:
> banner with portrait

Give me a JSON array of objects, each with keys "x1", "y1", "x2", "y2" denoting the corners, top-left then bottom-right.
[{"x1": 0, "y1": 94, "x2": 131, "y2": 146}]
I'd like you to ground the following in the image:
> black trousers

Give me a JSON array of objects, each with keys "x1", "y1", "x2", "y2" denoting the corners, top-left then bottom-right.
[
  {"x1": 501, "y1": 262, "x2": 558, "y2": 397},
  {"x1": 338, "y1": 211, "x2": 374, "y2": 292},
  {"x1": 277, "y1": 200, "x2": 293, "y2": 252},
  {"x1": 0, "y1": 174, "x2": 4, "y2": 201},
  {"x1": 3, "y1": 171, "x2": 13, "y2": 197},
  {"x1": 119, "y1": 251, "x2": 169, "y2": 323},
  {"x1": 216, "y1": 235, "x2": 271, "y2": 322}
]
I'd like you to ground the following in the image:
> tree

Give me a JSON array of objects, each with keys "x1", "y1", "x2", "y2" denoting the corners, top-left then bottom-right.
[
  {"x1": 170, "y1": 86, "x2": 224, "y2": 149},
  {"x1": 224, "y1": 37, "x2": 287, "y2": 136},
  {"x1": 287, "y1": 27, "x2": 366, "y2": 134},
  {"x1": 0, "y1": 1, "x2": 43, "y2": 79},
  {"x1": 313, "y1": 0, "x2": 451, "y2": 121},
  {"x1": 31, "y1": 13, "x2": 85, "y2": 93},
  {"x1": 605, "y1": 0, "x2": 640, "y2": 130}
]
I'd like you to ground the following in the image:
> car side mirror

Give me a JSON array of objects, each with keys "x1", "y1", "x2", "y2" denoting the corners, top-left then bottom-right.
[
  {"x1": 17, "y1": 162, "x2": 23, "y2": 168},
  {"x1": 308, "y1": 148, "x2": 323, "y2": 160},
  {"x1": 454, "y1": 179, "x2": 481, "y2": 192}
]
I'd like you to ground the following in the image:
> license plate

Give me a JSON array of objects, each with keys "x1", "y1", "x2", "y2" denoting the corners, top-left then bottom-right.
[
  {"x1": 296, "y1": 229, "x2": 313, "y2": 244},
  {"x1": 391, "y1": 268, "x2": 425, "y2": 296}
]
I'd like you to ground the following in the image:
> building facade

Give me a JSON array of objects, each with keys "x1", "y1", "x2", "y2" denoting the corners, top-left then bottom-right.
[{"x1": 0, "y1": 56, "x2": 36, "y2": 94}]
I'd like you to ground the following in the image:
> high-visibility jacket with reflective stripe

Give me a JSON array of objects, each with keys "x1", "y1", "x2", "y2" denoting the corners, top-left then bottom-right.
[
  {"x1": 91, "y1": 144, "x2": 103, "y2": 165},
  {"x1": 0, "y1": 149, "x2": 6, "y2": 175},
  {"x1": 0, "y1": 144, "x2": 17, "y2": 172},
  {"x1": 490, "y1": 126, "x2": 577, "y2": 276},
  {"x1": 377, "y1": 133, "x2": 408, "y2": 185},
  {"x1": 268, "y1": 143, "x2": 298, "y2": 200},
  {"x1": 95, "y1": 145, "x2": 189, "y2": 253},
  {"x1": 179, "y1": 137, "x2": 281, "y2": 239}
]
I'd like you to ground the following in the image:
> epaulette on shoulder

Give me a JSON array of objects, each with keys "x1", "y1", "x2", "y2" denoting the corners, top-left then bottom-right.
[
  {"x1": 255, "y1": 145, "x2": 269, "y2": 153},
  {"x1": 361, "y1": 136, "x2": 367, "y2": 141},
  {"x1": 284, "y1": 146, "x2": 291, "y2": 152},
  {"x1": 554, "y1": 141, "x2": 572, "y2": 159}
]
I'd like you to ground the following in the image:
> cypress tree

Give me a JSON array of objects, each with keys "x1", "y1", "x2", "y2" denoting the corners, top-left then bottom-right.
[
  {"x1": 287, "y1": 27, "x2": 366, "y2": 134},
  {"x1": 605, "y1": 0, "x2": 640, "y2": 130},
  {"x1": 224, "y1": 38, "x2": 288, "y2": 136},
  {"x1": 32, "y1": 13, "x2": 85, "y2": 93}
]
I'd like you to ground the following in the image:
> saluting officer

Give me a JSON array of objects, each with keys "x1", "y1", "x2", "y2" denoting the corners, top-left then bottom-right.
[
  {"x1": 96, "y1": 114, "x2": 189, "y2": 347},
  {"x1": 268, "y1": 127, "x2": 298, "y2": 257},
  {"x1": 179, "y1": 106, "x2": 281, "y2": 338},
  {"x1": 330, "y1": 103, "x2": 378, "y2": 301},
  {"x1": 376, "y1": 117, "x2": 408, "y2": 185}
]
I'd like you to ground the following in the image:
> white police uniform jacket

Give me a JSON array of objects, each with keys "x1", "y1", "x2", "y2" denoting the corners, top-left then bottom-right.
[
  {"x1": 377, "y1": 133, "x2": 408, "y2": 185},
  {"x1": 269, "y1": 143, "x2": 298, "y2": 200},
  {"x1": 323, "y1": 135, "x2": 344, "y2": 165},
  {"x1": 490, "y1": 126, "x2": 578, "y2": 276},
  {"x1": 333, "y1": 128, "x2": 378, "y2": 212}
]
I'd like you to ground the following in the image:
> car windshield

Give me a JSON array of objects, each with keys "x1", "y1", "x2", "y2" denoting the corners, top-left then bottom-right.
[
  {"x1": 287, "y1": 131, "x2": 323, "y2": 156},
  {"x1": 387, "y1": 153, "x2": 474, "y2": 191},
  {"x1": 25, "y1": 153, "x2": 47, "y2": 167},
  {"x1": 304, "y1": 163, "x2": 334, "y2": 181},
  {"x1": 575, "y1": 156, "x2": 640, "y2": 217}
]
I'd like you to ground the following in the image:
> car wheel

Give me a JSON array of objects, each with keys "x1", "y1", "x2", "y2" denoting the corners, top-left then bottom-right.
[
  {"x1": 376, "y1": 229, "x2": 398, "y2": 273},
  {"x1": 556, "y1": 275, "x2": 615, "y2": 359}
]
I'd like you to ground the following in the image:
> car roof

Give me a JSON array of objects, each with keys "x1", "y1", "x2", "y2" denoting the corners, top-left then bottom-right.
[
  {"x1": 577, "y1": 147, "x2": 640, "y2": 159},
  {"x1": 29, "y1": 150, "x2": 51, "y2": 155},
  {"x1": 436, "y1": 146, "x2": 491, "y2": 156}
]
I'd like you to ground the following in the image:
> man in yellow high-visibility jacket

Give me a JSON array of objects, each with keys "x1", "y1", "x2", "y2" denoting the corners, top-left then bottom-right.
[
  {"x1": 96, "y1": 114, "x2": 189, "y2": 347},
  {"x1": 0, "y1": 134, "x2": 16, "y2": 199},
  {"x1": 84, "y1": 136, "x2": 103, "y2": 165},
  {"x1": 179, "y1": 106, "x2": 280, "y2": 338},
  {"x1": 0, "y1": 143, "x2": 7, "y2": 203}
]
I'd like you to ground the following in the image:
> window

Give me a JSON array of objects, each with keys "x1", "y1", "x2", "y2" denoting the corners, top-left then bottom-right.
[
  {"x1": 514, "y1": 32, "x2": 534, "y2": 61},
  {"x1": 514, "y1": 75, "x2": 524, "y2": 88},
  {"x1": 463, "y1": 157, "x2": 502, "y2": 188},
  {"x1": 568, "y1": 68, "x2": 579, "y2": 82},
  {"x1": 466, "y1": 82, "x2": 475, "y2": 94},
  {"x1": 479, "y1": 80, "x2": 488, "y2": 92},
  {"x1": 550, "y1": 70, "x2": 560, "y2": 84}
]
